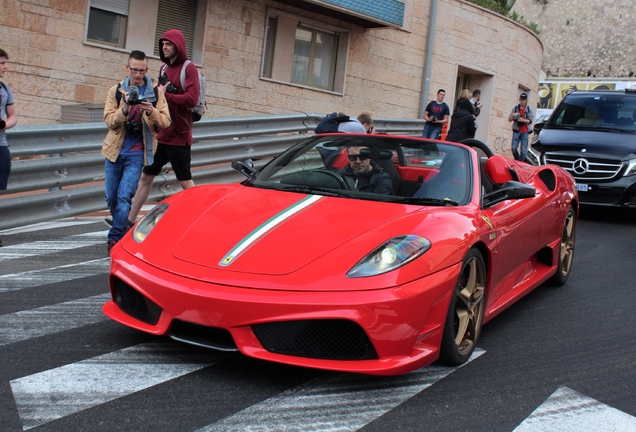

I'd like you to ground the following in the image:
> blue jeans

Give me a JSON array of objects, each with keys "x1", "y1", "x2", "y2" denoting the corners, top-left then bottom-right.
[
  {"x1": 422, "y1": 123, "x2": 442, "y2": 139},
  {"x1": 511, "y1": 132, "x2": 529, "y2": 162},
  {"x1": 104, "y1": 154, "x2": 144, "y2": 241}
]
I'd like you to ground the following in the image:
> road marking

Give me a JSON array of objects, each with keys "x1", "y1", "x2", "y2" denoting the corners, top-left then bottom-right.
[
  {"x1": 514, "y1": 386, "x2": 636, "y2": 432},
  {"x1": 0, "y1": 258, "x2": 110, "y2": 292},
  {"x1": 0, "y1": 293, "x2": 110, "y2": 346},
  {"x1": 0, "y1": 220, "x2": 101, "y2": 235},
  {"x1": 198, "y1": 349, "x2": 485, "y2": 432},
  {"x1": 10, "y1": 341, "x2": 229, "y2": 430},
  {"x1": 0, "y1": 231, "x2": 108, "y2": 261}
]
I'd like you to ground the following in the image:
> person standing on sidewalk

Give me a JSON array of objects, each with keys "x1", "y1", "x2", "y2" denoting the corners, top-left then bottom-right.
[
  {"x1": 102, "y1": 50, "x2": 170, "y2": 253},
  {"x1": 421, "y1": 89, "x2": 450, "y2": 139},
  {"x1": 0, "y1": 48, "x2": 18, "y2": 247},
  {"x1": 128, "y1": 29, "x2": 201, "y2": 224},
  {"x1": 508, "y1": 92, "x2": 534, "y2": 162}
]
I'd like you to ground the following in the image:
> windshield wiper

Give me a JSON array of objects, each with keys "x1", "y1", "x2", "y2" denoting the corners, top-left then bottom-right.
[
  {"x1": 591, "y1": 127, "x2": 636, "y2": 134},
  {"x1": 279, "y1": 185, "x2": 357, "y2": 198},
  {"x1": 391, "y1": 196, "x2": 459, "y2": 206}
]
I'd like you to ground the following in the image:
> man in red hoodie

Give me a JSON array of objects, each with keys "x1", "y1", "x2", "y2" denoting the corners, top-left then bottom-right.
[{"x1": 128, "y1": 29, "x2": 200, "y2": 223}]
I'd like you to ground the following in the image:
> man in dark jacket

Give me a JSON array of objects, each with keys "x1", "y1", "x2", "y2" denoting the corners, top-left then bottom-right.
[
  {"x1": 445, "y1": 98, "x2": 476, "y2": 143},
  {"x1": 341, "y1": 146, "x2": 393, "y2": 194},
  {"x1": 128, "y1": 28, "x2": 201, "y2": 223}
]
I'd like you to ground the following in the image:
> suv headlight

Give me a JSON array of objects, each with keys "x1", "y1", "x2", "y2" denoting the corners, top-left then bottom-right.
[
  {"x1": 624, "y1": 159, "x2": 636, "y2": 177},
  {"x1": 526, "y1": 146, "x2": 542, "y2": 166}
]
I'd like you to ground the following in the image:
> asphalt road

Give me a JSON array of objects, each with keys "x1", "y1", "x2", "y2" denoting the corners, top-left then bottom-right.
[{"x1": 0, "y1": 207, "x2": 635, "y2": 432}]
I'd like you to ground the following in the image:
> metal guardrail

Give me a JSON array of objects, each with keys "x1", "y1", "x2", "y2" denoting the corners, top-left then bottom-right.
[{"x1": 0, "y1": 113, "x2": 425, "y2": 231}]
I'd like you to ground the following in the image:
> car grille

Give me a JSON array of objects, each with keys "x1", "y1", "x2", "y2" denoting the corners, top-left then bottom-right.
[
  {"x1": 543, "y1": 153, "x2": 623, "y2": 181},
  {"x1": 113, "y1": 278, "x2": 162, "y2": 325},
  {"x1": 252, "y1": 319, "x2": 378, "y2": 360},
  {"x1": 169, "y1": 320, "x2": 238, "y2": 352}
]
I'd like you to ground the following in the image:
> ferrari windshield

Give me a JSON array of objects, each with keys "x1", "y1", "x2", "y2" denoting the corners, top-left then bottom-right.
[
  {"x1": 248, "y1": 135, "x2": 472, "y2": 206},
  {"x1": 547, "y1": 92, "x2": 636, "y2": 133}
]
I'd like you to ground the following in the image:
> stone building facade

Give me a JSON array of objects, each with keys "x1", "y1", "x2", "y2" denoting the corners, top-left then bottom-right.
[
  {"x1": 512, "y1": 0, "x2": 636, "y2": 78},
  {"x1": 0, "y1": 0, "x2": 543, "y2": 152}
]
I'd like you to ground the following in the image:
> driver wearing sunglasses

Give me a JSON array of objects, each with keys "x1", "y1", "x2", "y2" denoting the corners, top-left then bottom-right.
[{"x1": 340, "y1": 146, "x2": 393, "y2": 195}]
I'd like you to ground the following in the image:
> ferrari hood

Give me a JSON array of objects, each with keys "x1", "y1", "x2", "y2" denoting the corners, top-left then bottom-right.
[{"x1": 171, "y1": 187, "x2": 416, "y2": 275}]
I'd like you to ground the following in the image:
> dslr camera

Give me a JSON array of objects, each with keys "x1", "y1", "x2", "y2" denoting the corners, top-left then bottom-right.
[
  {"x1": 125, "y1": 121, "x2": 142, "y2": 135},
  {"x1": 0, "y1": 119, "x2": 5, "y2": 130},
  {"x1": 158, "y1": 75, "x2": 178, "y2": 94},
  {"x1": 126, "y1": 85, "x2": 144, "y2": 105}
]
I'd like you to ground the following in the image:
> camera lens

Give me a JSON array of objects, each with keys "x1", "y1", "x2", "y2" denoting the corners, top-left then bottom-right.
[{"x1": 0, "y1": 119, "x2": 5, "y2": 129}]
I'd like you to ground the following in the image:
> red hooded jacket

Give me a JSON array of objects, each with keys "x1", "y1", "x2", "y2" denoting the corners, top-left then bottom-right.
[{"x1": 158, "y1": 29, "x2": 200, "y2": 146}]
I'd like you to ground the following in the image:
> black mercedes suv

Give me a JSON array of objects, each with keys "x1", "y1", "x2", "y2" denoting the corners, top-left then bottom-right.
[{"x1": 527, "y1": 88, "x2": 636, "y2": 207}]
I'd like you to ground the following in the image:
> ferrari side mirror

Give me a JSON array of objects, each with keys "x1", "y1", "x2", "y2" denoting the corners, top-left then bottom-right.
[
  {"x1": 232, "y1": 159, "x2": 257, "y2": 179},
  {"x1": 483, "y1": 181, "x2": 536, "y2": 207}
]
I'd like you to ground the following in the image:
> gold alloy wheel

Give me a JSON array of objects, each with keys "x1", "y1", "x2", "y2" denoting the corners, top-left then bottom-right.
[
  {"x1": 558, "y1": 208, "x2": 576, "y2": 277},
  {"x1": 454, "y1": 256, "x2": 486, "y2": 356}
]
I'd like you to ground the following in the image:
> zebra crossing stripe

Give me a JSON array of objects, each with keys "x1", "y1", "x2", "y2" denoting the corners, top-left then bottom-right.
[
  {"x1": 0, "y1": 220, "x2": 101, "y2": 235},
  {"x1": 197, "y1": 349, "x2": 485, "y2": 432},
  {"x1": 513, "y1": 386, "x2": 636, "y2": 431},
  {"x1": 0, "y1": 293, "x2": 110, "y2": 346},
  {"x1": 0, "y1": 258, "x2": 110, "y2": 292},
  {"x1": 0, "y1": 231, "x2": 108, "y2": 261},
  {"x1": 10, "y1": 341, "x2": 229, "y2": 430}
]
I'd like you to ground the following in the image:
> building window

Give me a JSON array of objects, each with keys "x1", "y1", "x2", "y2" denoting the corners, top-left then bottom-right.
[
  {"x1": 292, "y1": 27, "x2": 338, "y2": 90},
  {"x1": 262, "y1": 17, "x2": 277, "y2": 78},
  {"x1": 86, "y1": 0, "x2": 129, "y2": 48},
  {"x1": 154, "y1": 0, "x2": 198, "y2": 60},
  {"x1": 84, "y1": 0, "x2": 206, "y2": 64},
  {"x1": 261, "y1": 9, "x2": 350, "y2": 94}
]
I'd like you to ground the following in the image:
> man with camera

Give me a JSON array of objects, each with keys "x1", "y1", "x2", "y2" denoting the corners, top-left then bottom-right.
[
  {"x1": 127, "y1": 29, "x2": 201, "y2": 225},
  {"x1": 102, "y1": 50, "x2": 170, "y2": 253},
  {"x1": 508, "y1": 92, "x2": 534, "y2": 162},
  {"x1": 422, "y1": 89, "x2": 450, "y2": 139}
]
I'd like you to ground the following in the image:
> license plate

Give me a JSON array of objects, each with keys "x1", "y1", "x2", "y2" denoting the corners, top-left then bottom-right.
[{"x1": 576, "y1": 183, "x2": 589, "y2": 192}]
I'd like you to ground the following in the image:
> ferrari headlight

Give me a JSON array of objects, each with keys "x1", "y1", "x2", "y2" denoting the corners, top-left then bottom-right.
[
  {"x1": 624, "y1": 159, "x2": 636, "y2": 177},
  {"x1": 347, "y1": 235, "x2": 431, "y2": 278},
  {"x1": 132, "y1": 203, "x2": 169, "y2": 243}
]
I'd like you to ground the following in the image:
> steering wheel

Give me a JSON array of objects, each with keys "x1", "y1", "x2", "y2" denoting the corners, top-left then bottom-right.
[
  {"x1": 458, "y1": 139, "x2": 495, "y2": 158},
  {"x1": 309, "y1": 169, "x2": 351, "y2": 190}
]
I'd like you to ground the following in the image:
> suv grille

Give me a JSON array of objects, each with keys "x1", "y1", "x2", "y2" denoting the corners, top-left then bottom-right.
[
  {"x1": 252, "y1": 319, "x2": 378, "y2": 360},
  {"x1": 543, "y1": 153, "x2": 623, "y2": 181}
]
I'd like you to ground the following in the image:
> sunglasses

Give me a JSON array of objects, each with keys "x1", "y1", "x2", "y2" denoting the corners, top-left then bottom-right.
[{"x1": 348, "y1": 154, "x2": 369, "y2": 162}]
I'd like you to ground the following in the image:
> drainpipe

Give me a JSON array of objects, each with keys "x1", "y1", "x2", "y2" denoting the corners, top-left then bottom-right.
[{"x1": 419, "y1": 0, "x2": 438, "y2": 118}]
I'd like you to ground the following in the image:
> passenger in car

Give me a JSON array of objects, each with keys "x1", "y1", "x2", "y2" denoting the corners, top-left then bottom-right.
[{"x1": 340, "y1": 146, "x2": 393, "y2": 194}]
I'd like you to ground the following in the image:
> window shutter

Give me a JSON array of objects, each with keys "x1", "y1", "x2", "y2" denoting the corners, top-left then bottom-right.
[
  {"x1": 91, "y1": 0, "x2": 130, "y2": 16},
  {"x1": 154, "y1": 0, "x2": 198, "y2": 59}
]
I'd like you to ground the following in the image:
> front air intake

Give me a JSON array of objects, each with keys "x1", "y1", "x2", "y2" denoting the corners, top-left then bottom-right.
[
  {"x1": 252, "y1": 319, "x2": 378, "y2": 360},
  {"x1": 113, "y1": 278, "x2": 162, "y2": 325}
]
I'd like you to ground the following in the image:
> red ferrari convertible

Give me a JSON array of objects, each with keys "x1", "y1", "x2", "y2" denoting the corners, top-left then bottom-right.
[{"x1": 104, "y1": 134, "x2": 577, "y2": 375}]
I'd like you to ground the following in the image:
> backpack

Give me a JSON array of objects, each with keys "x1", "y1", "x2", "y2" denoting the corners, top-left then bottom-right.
[
  {"x1": 161, "y1": 60, "x2": 207, "y2": 121},
  {"x1": 115, "y1": 83, "x2": 159, "y2": 107},
  {"x1": 314, "y1": 112, "x2": 351, "y2": 134}
]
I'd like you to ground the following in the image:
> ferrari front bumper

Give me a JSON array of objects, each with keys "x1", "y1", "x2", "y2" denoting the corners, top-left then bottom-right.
[{"x1": 103, "y1": 250, "x2": 461, "y2": 376}]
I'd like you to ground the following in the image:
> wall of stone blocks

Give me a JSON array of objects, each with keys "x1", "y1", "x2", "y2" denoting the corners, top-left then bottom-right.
[{"x1": 512, "y1": 0, "x2": 636, "y2": 78}]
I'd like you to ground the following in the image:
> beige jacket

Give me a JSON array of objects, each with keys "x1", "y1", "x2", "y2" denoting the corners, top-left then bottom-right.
[{"x1": 102, "y1": 77, "x2": 171, "y2": 164}]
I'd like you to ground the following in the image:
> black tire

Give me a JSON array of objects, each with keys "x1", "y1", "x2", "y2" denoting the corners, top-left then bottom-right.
[
  {"x1": 438, "y1": 248, "x2": 486, "y2": 366},
  {"x1": 547, "y1": 205, "x2": 576, "y2": 286}
]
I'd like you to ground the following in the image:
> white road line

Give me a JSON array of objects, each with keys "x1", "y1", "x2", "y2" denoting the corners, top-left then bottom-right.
[
  {"x1": 0, "y1": 231, "x2": 108, "y2": 261},
  {"x1": 0, "y1": 258, "x2": 110, "y2": 292},
  {"x1": 0, "y1": 220, "x2": 101, "y2": 235},
  {"x1": 198, "y1": 349, "x2": 485, "y2": 432},
  {"x1": 0, "y1": 293, "x2": 110, "y2": 346},
  {"x1": 10, "y1": 341, "x2": 226, "y2": 430},
  {"x1": 514, "y1": 386, "x2": 636, "y2": 432}
]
